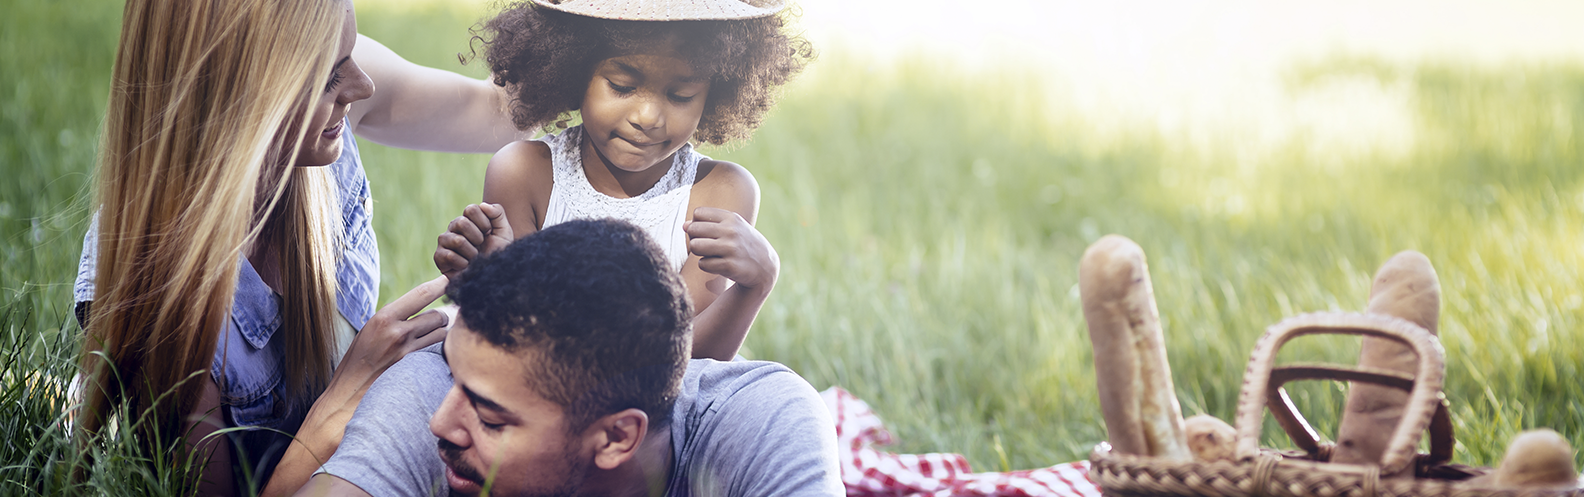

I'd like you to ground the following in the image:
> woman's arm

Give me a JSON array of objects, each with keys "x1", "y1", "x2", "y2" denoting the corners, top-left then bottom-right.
[
  {"x1": 347, "y1": 35, "x2": 523, "y2": 154},
  {"x1": 683, "y1": 161, "x2": 777, "y2": 361},
  {"x1": 259, "y1": 277, "x2": 450, "y2": 496},
  {"x1": 189, "y1": 376, "x2": 235, "y2": 496}
]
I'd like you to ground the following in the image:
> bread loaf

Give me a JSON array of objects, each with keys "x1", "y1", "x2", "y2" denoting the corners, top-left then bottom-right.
[
  {"x1": 1333, "y1": 251, "x2": 1440, "y2": 475},
  {"x1": 1080, "y1": 235, "x2": 1190, "y2": 461},
  {"x1": 1494, "y1": 429, "x2": 1578, "y2": 488},
  {"x1": 1184, "y1": 414, "x2": 1237, "y2": 463}
]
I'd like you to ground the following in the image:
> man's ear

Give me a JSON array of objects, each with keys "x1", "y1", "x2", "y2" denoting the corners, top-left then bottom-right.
[{"x1": 586, "y1": 408, "x2": 648, "y2": 470}]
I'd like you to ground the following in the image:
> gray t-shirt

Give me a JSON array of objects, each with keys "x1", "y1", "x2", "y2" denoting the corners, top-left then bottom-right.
[{"x1": 319, "y1": 344, "x2": 842, "y2": 496}]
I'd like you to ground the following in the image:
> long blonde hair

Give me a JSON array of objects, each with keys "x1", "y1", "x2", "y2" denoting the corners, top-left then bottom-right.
[{"x1": 81, "y1": 0, "x2": 345, "y2": 441}]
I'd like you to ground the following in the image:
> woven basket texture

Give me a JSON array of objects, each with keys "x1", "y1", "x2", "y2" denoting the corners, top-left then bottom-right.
[
  {"x1": 1091, "y1": 446, "x2": 1582, "y2": 497},
  {"x1": 1089, "y1": 312, "x2": 1583, "y2": 497}
]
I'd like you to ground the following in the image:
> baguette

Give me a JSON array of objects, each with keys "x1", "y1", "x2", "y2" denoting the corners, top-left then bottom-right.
[
  {"x1": 1493, "y1": 429, "x2": 1578, "y2": 488},
  {"x1": 1332, "y1": 251, "x2": 1440, "y2": 474},
  {"x1": 1080, "y1": 235, "x2": 1190, "y2": 461},
  {"x1": 1465, "y1": 429, "x2": 1580, "y2": 488},
  {"x1": 1184, "y1": 414, "x2": 1237, "y2": 463}
]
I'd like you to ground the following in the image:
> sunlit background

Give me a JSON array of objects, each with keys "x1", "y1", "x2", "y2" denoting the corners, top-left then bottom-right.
[
  {"x1": 3, "y1": 0, "x2": 1584, "y2": 489},
  {"x1": 796, "y1": 0, "x2": 1584, "y2": 155}
]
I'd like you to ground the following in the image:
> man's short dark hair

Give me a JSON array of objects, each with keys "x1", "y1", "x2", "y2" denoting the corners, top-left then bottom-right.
[{"x1": 446, "y1": 219, "x2": 692, "y2": 431}]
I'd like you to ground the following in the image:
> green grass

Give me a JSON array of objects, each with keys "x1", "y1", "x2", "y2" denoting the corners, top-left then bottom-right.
[{"x1": 6, "y1": 0, "x2": 1584, "y2": 492}]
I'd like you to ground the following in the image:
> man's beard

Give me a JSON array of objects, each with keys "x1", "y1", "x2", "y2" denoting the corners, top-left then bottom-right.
[{"x1": 438, "y1": 437, "x2": 590, "y2": 497}]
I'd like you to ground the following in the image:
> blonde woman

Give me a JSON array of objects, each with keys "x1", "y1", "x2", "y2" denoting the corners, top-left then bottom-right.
[{"x1": 73, "y1": 0, "x2": 520, "y2": 494}]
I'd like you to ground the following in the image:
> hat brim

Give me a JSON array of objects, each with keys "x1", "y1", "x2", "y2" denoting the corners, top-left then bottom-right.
[{"x1": 530, "y1": 0, "x2": 785, "y2": 21}]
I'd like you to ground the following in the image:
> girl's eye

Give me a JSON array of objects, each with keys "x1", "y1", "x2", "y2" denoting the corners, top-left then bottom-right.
[
  {"x1": 607, "y1": 80, "x2": 636, "y2": 94},
  {"x1": 324, "y1": 70, "x2": 345, "y2": 93},
  {"x1": 669, "y1": 94, "x2": 695, "y2": 104}
]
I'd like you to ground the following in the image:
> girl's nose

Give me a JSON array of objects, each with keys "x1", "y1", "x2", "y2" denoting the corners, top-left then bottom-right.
[{"x1": 627, "y1": 96, "x2": 664, "y2": 131}]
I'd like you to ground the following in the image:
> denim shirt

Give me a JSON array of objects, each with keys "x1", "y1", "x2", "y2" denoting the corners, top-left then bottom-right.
[{"x1": 73, "y1": 121, "x2": 380, "y2": 485}]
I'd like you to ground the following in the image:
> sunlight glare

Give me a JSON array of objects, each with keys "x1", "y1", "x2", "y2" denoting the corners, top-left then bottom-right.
[{"x1": 796, "y1": 0, "x2": 1584, "y2": 161}]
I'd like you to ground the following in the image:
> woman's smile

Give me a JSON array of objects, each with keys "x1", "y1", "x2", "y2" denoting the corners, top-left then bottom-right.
[
  {"x1": 321, "y1": 118, "x2": 345, "y2": 141},
  {"x1": 292, "y1": 8, "x2": 373, "y2": 167}
]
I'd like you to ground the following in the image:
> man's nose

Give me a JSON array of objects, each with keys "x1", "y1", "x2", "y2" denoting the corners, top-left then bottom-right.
[{"x1": 429, "y1": 387, "x2": 473, "y2": 447}]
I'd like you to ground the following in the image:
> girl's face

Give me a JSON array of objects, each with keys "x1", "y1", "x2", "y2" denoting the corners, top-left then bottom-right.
[
  {"x1": 580, "y1": 52, "x2": 710, "y2": 173},
  {"x1": 294, "y1": 0, "x2": 374, "y2": 167}
]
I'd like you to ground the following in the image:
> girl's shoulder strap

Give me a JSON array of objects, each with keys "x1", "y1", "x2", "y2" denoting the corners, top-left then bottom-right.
[
  {"x1": 534, "y1": 125, "x2": 585, "y2": 186},
  {"x1": 660, "y1": 142, "x2": 706, "y2": 191}
]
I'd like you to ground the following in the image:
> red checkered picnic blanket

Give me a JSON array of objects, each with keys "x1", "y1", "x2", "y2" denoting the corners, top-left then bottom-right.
[{"x1": 821, "y1": 387, "x2": 1103, "y2": 497}]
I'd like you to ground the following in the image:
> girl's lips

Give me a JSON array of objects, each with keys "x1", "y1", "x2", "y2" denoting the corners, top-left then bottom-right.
[
  {"x1": 612, "y1": 132, "x2": 661, "y2": 148},
  {"x1": 445, "y1": 464, "x2": 482, "y2": 494}
]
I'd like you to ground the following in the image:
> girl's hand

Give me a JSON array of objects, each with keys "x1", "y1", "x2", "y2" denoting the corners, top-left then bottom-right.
[
  {"x1": 434, "y1": 203, "x2": 514, "y2": 280},
  {"x1": 685, "y1": 207, "x2": 779, "y2": 291},
  {"x1": 261, "y1": 275, "x2": 450, "y2": 496}
]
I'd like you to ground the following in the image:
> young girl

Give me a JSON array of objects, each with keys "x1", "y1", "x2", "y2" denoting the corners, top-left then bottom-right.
[{"x1": 435, "y1": 0, "x2": 813, "y2": 360}]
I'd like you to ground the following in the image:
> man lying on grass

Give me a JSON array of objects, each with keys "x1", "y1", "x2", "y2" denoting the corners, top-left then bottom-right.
[{"x1": 295, "y1": 218, "x2": 842, "y2": 496}]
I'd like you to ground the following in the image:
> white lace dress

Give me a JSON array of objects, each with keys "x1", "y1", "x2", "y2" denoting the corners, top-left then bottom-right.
[{"x1": 539, "y1": 125, "x2": 701, "y2": 271}]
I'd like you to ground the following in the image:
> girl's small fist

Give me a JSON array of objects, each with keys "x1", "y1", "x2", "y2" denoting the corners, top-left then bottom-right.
[
  {"x1": 433, "y1": 203, "x2": 513, "y2": 279},
  {"x1": 685, "y1": 207, "x2": 778, "y2": 290}
]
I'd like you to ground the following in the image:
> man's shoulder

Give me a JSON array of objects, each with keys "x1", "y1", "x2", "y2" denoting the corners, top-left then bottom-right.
[
  {"x1": 317, "y1": 342, "x2": 450, "y2": 497},
  {"x1": 375, "y1": 342, "x2": 449, "y2": 389},
  {"x1": 681, "y1": 358, "x2": 814, "y2": 407},
  {"x1": 346, "y1": 340, "x2": 449, "y2": 425},
  {"x1": 672, "y1": 359, "x2": 843, "y2": 496}
]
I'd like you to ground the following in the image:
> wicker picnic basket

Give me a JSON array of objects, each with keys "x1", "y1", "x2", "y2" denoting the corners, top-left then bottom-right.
[{"x1": 1088, "y1": 312, "x2": 1584, "y2": 497}]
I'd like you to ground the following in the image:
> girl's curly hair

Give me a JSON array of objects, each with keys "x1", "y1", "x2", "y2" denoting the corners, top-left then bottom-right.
[{"x1": 476, "y1": 2, "x2": 814, "y2": 145}]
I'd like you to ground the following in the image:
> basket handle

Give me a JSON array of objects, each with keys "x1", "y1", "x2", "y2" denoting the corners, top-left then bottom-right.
[
  {"x1": 1233, "y1": 312, "x2": 1447, "y2": 475},
  {"x1": 1265, "y1": 363, "x2": 1454, "y2": 466}
]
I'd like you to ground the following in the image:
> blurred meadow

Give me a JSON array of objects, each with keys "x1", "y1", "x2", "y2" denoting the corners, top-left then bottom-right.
[{"x1": 4, "y1": 0, "x2": 1584, "y2": 492}]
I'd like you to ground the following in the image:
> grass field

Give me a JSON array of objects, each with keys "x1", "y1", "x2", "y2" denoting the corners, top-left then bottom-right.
[{"x1": 5, "y1": 0, "x2": 1584, "y2": 493}]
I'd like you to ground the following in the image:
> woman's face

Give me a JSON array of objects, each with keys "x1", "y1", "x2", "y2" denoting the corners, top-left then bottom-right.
[{"x1": 294, "y1": 1, "x2": 374, "y2": 167}]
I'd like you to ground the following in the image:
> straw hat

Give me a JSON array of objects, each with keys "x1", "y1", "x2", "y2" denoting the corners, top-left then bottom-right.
[{"x1": 530, "y1": 0, "x2": 786, "y2": 21}]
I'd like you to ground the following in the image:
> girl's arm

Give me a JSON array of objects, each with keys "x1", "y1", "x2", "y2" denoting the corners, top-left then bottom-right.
[
  {"x1": 432, "y1": 149, "x2": 772, "y2": 361},
  {"x1": 434, "y1": 141, "x2": 552, "y2": 278},
  {"x1": 480, "y1": 141, "x2": 552, "y2": 237},
  {"x1": 259, "y1": 277, "x2": 450, "y2": 496},
  {"x1": 683, "y1": 160, "x2": 777, "y2": 361}
]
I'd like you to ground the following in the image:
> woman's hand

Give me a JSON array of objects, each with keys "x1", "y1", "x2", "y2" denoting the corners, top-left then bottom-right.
[
  {"x1": 685, "y1": 207, "x2": 779, "y2": 291},
  {"x1": 335, "y1": 275, "x2": 452, "y2": 380},
  {"x1": 260, "y1": 276, "x2": 450, "y2": 496},
  {"x1": 434, "y1": 203, "x2": 514, "y2": 280}
]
